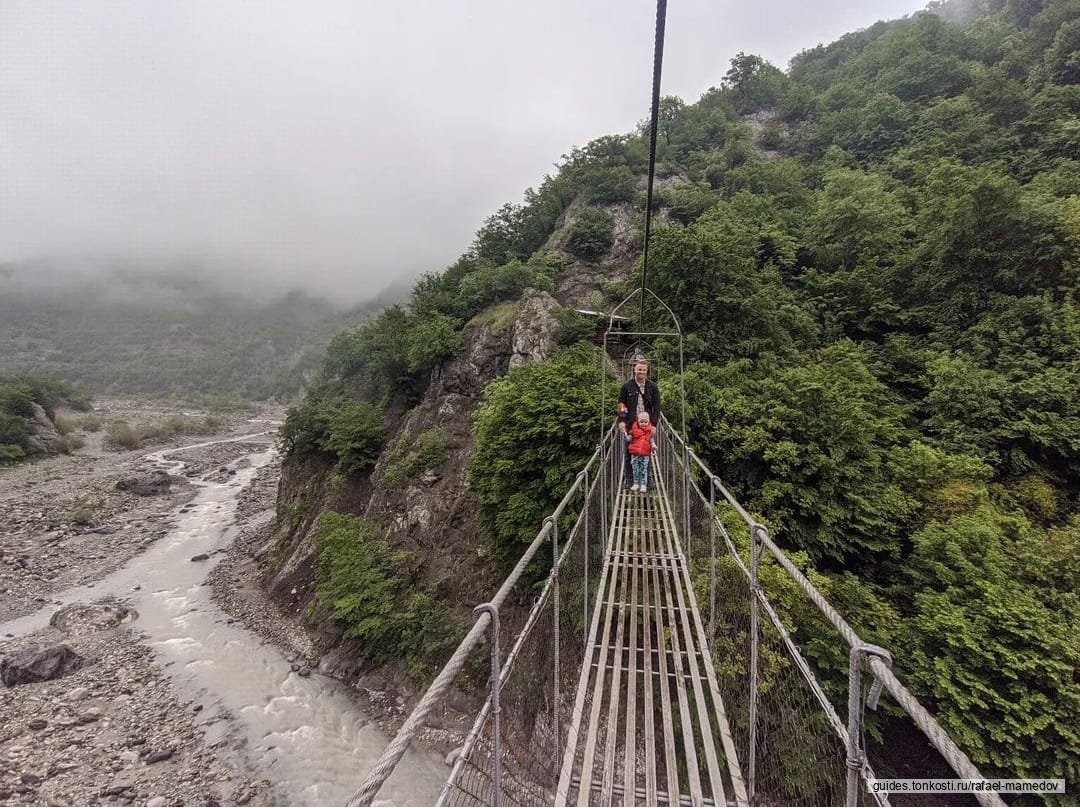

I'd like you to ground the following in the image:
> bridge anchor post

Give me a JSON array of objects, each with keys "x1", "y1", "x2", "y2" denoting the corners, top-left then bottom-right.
[{"x1": 846, "y1": 644, "x2": 893, "y2": 806}]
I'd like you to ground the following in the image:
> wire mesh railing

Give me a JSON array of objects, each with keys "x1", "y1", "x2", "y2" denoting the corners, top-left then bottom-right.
[
  {"x1": 349, "y1": 425, "x2": 622, "y2": 807},
  {"x1": 660, "y1": 418, "x2": 1006, "y2": 808}
]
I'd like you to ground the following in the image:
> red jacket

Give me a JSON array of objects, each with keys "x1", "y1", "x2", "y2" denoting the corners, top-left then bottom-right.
[{"x1": 628, "y1": 421, "x2": 655, "y2": 456}]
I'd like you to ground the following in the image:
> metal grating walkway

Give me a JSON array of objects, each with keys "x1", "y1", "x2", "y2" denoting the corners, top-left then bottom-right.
[{"x1": 555, "y1": 476, "x2": 749, "y2": 807}]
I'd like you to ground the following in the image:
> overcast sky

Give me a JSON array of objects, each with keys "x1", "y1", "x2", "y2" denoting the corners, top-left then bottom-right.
[{"x1": 1, "y1": 0, "x2": 926, "y2": 303}]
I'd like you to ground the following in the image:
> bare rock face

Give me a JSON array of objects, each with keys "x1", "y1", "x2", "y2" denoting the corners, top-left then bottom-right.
[
  {"x1": 24, "y1": 403, "x2": 66, "y2": 455},
  {"x1": 116, "y1": 470, "x2": 172, "y2": 496},
  {"x1": 49, "y1": 601, "x2": 138, "y2": 637},
  {"x1": 509, "y1": 290, "x2": 560, "y2": 368},
  {"x1": 1, "y1": 643, "x2": 85, "y2": 687}
]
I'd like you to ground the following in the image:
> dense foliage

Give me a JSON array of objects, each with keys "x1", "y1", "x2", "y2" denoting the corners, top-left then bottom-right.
[
  {"x1": 312, "y1": 511, "x2": 460, "y2": 679},
  {"x1": 636, "y1": 0, "x2": 1080, "y2": 783},
  {"x1": 469, "y1": 345, "x2": 617, "y2": 567}
]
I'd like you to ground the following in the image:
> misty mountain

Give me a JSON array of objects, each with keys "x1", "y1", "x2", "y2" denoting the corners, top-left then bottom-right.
[{"x1": 0, "y1": 265, "x2": 404, "y2": 400}]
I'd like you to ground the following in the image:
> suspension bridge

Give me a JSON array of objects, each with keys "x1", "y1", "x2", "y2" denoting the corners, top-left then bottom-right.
[
  {"x1": 343, "y1": 0, "x2": 1009, "y2": 801},
  {"x1": 346, "y1": 367, "x2": 1005, "y2": 807}
]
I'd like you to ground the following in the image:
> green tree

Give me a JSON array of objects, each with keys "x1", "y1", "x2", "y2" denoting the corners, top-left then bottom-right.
[
  {"x1": 567, "y1": 207, "x2": 615, "y2": 261},
  {"x1": 470, "y1": 345, "x2": 615, "y2": 566}
]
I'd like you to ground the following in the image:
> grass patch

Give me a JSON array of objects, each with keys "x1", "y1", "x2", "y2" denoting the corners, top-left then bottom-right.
[
  {"x1": 105, "y1": 415, "x2": 223, "y2": 450},
  {"x1": 467, "y1": 301, "x2": 519, "y2": 335}
]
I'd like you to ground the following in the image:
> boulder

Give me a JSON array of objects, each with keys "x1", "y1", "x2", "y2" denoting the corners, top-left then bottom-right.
[
  {"x1": 116, "y1": 470, "x2": 172, "y2": 496},
  {"x1": 25, "y1": 403, "x2": 66, "y2": 455},
  {"x1": 50, "y1": 601, "x2": 137, "y2": 636},
  {"x1": 1, "y1": 644, "x2": 85, "y2": 687}
]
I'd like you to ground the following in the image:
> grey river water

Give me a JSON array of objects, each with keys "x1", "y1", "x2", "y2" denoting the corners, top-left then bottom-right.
[{"x1": 0, "y1": 430, "x2": 448, "y2": 806}]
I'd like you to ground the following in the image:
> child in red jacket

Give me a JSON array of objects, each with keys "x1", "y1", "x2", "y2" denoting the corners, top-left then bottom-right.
[{"x1": 626, "y1": 411, "x2": 656, "y2": 493}]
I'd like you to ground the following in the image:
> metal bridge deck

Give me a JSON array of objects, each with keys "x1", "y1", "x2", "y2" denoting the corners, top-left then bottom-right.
[{"x1": 555, "y1": 478, "x2": 748, "y2": 807}]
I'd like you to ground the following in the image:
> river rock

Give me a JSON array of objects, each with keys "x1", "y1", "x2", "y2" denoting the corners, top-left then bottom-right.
[
  {"x1": 190, "y1": 553, "x2": 210, "y2": 562},
  {"x1": 50, "y1": 601, "x2": 138, "y2": 636},
  {"x1": 143, "y1": 747, "x2": 175, "y2": 764},
  {"x1": 116, "y1": 471, "x2": 172, "y2": 496},
  {"x1": 1, "y1": 643, "x2": 85, "y2": 686}
]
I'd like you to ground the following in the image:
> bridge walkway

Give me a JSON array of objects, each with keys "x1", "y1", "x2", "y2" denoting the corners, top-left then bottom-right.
[{"x1": 555, "y1": 476, "x2": 748, "y2": 807}]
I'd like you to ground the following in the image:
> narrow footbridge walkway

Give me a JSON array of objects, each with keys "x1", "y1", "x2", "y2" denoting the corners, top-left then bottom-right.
[
  {"x1": 556, "y1": 485, "x2": 746, "y2": 806},
  {"x1": 349, "y1": 421, "x2": 1004, "y2": 808}
]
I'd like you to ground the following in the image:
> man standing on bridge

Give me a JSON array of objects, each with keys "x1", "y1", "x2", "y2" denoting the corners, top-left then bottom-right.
[{"x1": 617, "y1": 358, "x2": 661, "y2": 490}]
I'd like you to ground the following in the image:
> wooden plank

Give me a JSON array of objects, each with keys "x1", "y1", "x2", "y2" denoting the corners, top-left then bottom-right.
[
  {"x1": 645, "y1": 492, "x2": 681, "y2": 807},
  {"x1": 577, "y1": 485, "x2": 631, "y2": 805},
  {"x1": 662, "y1": 497, "x2": 750, "y2": 807},
  {"x1": 641, "y1": 498, "x2": 658, "y2": 807},
  {"x1": 555, "y1": 475, "x2": 627, "y2": 805},
  {"x1": 650, "y1": 491, "x2": 704, "y2": 805},
  {"x1": 622, "y1": 497, "x2": 642, "y2": 806},
  {"x1": 654, "y1": 480, "x2": 726, "y2": 807},
  {"x1": 600, "y1": 492, "x2": 634, "y2": 805}
]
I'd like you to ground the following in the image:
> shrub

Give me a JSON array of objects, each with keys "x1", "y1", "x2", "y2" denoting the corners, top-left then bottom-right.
[
  {"x1": 321, "y1": 401, "x2": 386, "y2": 474},
  {"x1": 383, "y1": 427, "x2": 449, "y2": 487},
  {"x1": 64, "y1": 434, "x2": 86, "y2": 452},
  {"x1": 567, "y1": 208, "x2": 615, "y2": 262},
  {"x1": 105, "y1": 422, "x2": 142, "y2": 450},
  {"x1": 312, "y1": 511, "x2": 462, "y2": 678},
  {"x1": 405, "y1": 314, "x2": 462, "y2": 373},
  {"x1": 313, "y1": 512, "x2": 410, "y2": 655},
  {"x1": 77, "y1": 414, "x2": 104, "y2": 432},
  {"x1": 455, "y1": 261, "x2": 553, "y2": 316}
]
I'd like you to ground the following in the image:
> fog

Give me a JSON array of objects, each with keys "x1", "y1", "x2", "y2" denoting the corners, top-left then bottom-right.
[{"x1": 1, "y1": 0, "x2": 926, "y2": 304}]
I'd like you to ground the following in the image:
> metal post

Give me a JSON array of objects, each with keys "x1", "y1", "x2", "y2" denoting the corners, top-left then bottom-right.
[
  {"x1": 846, "y1": 646, "x2": 864, "y2": 807},
  {"x1": 847, "y1": 644, "x2": 893, "y2": 807},
  {"x1": 600, "y1": 442, "x2": 608, "y2": 542},
  {"x1": 551, "y1": 517, "x2": 561, "y2": 764},
  {"x1": 749, "y1": 523, "x2": 765, "y2": 803},
  {"x1": 583, "y1": 468, "x2": 590, "y2": 649},
  {"x1": 709, "y1": 479, "x2": 716, "y2": 639},
  {"x1": 474, "y1": 603, "x2": 502, "y2": 807}
]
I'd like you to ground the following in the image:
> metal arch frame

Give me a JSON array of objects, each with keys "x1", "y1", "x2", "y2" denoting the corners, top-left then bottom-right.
[{"x1": 599, "y1": 286, "x2": 688, "y2": 460}]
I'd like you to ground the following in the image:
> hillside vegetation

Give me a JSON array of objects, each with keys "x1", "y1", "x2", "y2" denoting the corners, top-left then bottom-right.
[
  {"x1": 284, "y1": 0, "x2": 1078, "y2": 784},
  {"x1": 0, "y1": 269, "x2": 400, "y2": 400}
]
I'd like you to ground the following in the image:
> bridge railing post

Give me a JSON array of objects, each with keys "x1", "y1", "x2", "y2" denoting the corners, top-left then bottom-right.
[
  {"x1": 846, "y1": 644, "x2": 893, "y2": 806},
  {"x1": 709, "y1": 478, "x2": 716, "y2": 639},
  {"x1": 749, "y1": 522, "x2": 766, "y2": 804},
  {"x1": 548, "y1": 515, "x2": 562, "y2": 767},
  {"x1": 474, "y1": 603, "x2": 503, "y2": 807}
]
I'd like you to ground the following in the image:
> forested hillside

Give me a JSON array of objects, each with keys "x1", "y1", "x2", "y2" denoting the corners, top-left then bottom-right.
[
  {"x1": 282, "y1": 0, "x2": 1078, "y2": 785},
  {"x1": 0, "y1": 268, "x2": 402, "y2": 400}
]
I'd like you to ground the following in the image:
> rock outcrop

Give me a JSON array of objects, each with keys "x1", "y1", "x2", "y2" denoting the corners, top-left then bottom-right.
[{"x1": 25, "y1": 403, "x2": 66, "y2": 456}]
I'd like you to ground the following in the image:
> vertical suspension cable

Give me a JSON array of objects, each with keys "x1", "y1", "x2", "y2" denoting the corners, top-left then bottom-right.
[{"x1": 639, "y1": 0, "x2": 668, "y2": 328}]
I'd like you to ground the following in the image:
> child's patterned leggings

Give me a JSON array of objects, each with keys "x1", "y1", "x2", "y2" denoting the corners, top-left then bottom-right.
[{"x1": 631, "y1": 456, "x2": 651, "y2": 488}]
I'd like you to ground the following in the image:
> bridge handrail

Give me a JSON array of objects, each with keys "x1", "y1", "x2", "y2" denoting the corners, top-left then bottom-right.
[
  {"x1": 661, "y1": 416, "x2": 1005, "y2": 808},
  {"x1": 347, "y1": 425, "x2": 618, "y2": 807}
]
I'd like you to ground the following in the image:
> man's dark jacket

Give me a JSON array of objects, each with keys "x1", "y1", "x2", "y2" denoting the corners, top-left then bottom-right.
[{"x1": 617, "y1": 378, "x2": 661, "y2": 428}]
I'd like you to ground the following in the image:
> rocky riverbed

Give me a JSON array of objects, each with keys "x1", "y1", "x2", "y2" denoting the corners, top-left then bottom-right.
[{"x1": 0, "y1": 402, "x2": 281, "y2": 806}]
